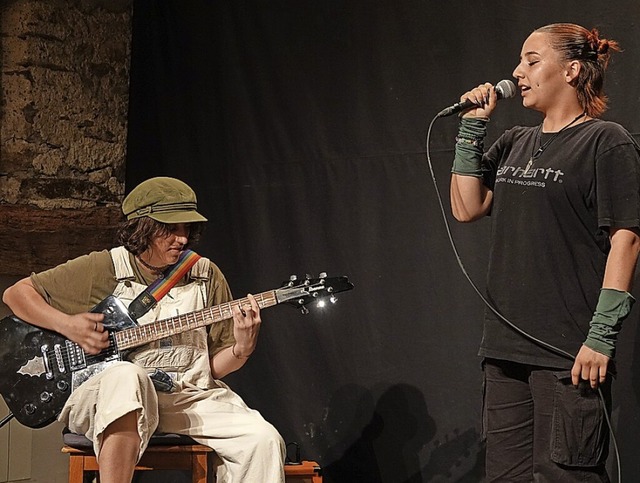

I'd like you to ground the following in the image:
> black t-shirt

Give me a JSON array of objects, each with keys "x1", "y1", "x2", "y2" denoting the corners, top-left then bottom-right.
[{"x1": 478, "y1": 119, "x2": 640, "y2": 368}]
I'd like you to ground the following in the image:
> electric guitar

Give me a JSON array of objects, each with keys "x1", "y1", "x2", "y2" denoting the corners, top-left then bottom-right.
[{"x1": 0, "y1": 274, "x2": 353, "y2": 429}]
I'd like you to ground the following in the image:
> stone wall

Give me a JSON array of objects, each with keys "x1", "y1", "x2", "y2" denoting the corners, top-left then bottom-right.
[{"x1": 0, "y1": 0, "x2": 132, "y2": 276}]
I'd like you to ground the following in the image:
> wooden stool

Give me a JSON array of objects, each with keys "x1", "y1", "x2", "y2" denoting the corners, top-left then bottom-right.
[
  {"x1": 62, "y1": 431, "x2": 323, "y2": 482},
  {"x1": 62, "y1": 443, "x2": 212, "y2": 483},
  {"x1": 284, "y1": 460, "x2": 323, "y2": 482}
]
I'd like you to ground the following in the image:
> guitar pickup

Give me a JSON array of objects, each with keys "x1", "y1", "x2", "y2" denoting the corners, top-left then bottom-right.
[{"x1": 65, "y1": 340, "x2": 86, "y2": 371}]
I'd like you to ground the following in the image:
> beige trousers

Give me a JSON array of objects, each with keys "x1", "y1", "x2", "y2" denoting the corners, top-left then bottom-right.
[{"x1": 60, "y1": 361, "x2": 285, "y2": 483}]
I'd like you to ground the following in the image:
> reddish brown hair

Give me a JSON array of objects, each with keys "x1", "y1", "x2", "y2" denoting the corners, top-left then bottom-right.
[{"x1": 535, "y1": 23, "x2": 621, "y2": 117}]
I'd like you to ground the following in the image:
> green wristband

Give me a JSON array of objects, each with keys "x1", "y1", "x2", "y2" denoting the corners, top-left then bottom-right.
[
  {"x1": 452, "y1": 118, "x2": 488, "y2": 177},
  {"x1": 458, "y1": 116, "x2": 489, "y2": 137},
  {"x1": 584, "y1": 288, "x2": 635, "y2": 358}
]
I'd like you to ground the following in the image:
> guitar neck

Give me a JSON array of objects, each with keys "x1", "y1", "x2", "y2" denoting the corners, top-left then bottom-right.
[{"x1": 114, "y1": 290, "x2": 278, "y2": 350}]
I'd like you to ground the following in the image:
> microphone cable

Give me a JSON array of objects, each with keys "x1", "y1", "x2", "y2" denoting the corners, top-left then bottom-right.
[{"x1": 424, "y1": 112, "x2": 622, "y2": 483}]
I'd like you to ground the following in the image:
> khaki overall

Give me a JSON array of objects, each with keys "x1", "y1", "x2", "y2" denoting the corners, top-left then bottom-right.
[{"x1": 59, "y1": 246, "x2": 285, "y2": 482}]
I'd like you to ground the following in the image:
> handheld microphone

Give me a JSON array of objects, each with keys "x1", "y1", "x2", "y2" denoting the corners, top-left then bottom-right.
[{"x1": 436, "y1": 79, "x2": 516, "y2": 118}]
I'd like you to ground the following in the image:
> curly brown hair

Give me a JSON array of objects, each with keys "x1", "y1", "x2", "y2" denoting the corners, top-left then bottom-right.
[
  {"x1": 117, "y1": 217, "x2": 203, "y2": 256},
  {"x1": 535, "y1": 23, "x2": 621, "y2": 118}
]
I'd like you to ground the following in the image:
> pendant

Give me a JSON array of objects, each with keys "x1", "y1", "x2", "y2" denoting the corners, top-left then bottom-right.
[{"x1": 524, "y1": 157, "x2": 533, "y2": 174}]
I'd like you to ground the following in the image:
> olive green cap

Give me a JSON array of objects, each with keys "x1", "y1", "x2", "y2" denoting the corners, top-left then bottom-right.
[{"x1": 122, "y1": 177, "x2": 208, "y2": 223}]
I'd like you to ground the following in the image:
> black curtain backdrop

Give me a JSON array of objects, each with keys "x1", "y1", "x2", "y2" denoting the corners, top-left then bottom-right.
[{"x1": 126, "y1": 1, "x2": 640, "y2": 481}]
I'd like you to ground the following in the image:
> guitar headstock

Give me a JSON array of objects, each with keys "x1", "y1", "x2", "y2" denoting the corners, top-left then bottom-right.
[{"x1": 275, "y1": 273, "x2": 354, "y2": 313}]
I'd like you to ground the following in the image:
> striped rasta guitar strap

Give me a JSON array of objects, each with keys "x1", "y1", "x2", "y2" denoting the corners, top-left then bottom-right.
[{"x1": 128, "y1": 248, "x2": 202, "y2": 320}]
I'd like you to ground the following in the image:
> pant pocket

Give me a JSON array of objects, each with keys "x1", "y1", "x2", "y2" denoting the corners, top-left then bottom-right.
[{"x1": 550, "y1": 370, "x2": 607, "y2": 467}]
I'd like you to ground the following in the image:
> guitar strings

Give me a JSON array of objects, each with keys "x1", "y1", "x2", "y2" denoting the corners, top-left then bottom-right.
[{"x1": 48, "y1": 294, "x2": 274, "y2": 370}]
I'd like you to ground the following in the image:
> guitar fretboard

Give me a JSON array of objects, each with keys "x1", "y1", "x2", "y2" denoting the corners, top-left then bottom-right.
[{"x1": 114, "y1": 291, "x2": 278, "y2": 350}]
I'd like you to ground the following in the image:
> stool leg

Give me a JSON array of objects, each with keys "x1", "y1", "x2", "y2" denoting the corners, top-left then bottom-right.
[
  {"x1": 68, "y1": 455, "x2": 84, "y2": 483},
  {"x1": 191, "y1": 451, "x2": 208, "y2": 483}
]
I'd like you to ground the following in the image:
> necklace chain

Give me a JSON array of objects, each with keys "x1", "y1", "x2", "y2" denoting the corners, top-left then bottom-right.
[
  {"x1": 136, "y1": 255, "x2": 169, "y2": 275},
  {"x1": 524, "y1": 112, "x2": 586, "y2": 174}
]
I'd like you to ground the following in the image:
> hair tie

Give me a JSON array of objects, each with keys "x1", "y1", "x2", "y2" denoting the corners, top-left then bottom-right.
[
  {"x1": 597, "y1": 39, "x2": 610, "y2": 56},
  {"x1": 583, "y1": 28, "x2": 601, "y2": 60}
]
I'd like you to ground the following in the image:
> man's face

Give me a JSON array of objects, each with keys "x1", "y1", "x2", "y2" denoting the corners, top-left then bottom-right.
[{"x1": 147, "y1": 223, "x2": 190, "y2": 266}]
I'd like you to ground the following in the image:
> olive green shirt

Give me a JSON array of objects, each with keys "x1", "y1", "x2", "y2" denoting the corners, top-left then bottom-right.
[{"x1": 30, "y1": 249, "x2": 235, "y2": 358}]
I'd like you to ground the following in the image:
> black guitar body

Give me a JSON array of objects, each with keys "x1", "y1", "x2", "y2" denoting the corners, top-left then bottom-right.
[
  {"x1": 0, "y1": 315, "x2": 71, "y2": 428},
  {"x1": 0, "y1": 296, "x2": 137, "y2": 428}
]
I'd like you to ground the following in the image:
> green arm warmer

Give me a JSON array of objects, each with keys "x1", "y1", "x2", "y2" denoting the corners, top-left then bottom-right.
[
  {"x1": 452, "y1": 117, "x2": 488, "y2": 177},
  {"x1": 583, "y1": 288, "x2": 635, "y2": 359}
]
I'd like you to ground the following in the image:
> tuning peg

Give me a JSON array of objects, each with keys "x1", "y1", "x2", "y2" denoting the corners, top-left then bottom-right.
[
  {"x1": 300, "y1": 306, "x2": 309, "y2": 315},
  {"x1": 290, "y1": 275, "x2": 298, "y2": 281},
  {"x1": 319, "y1": 272, "x2": 327, "y2": 279},
  {"x1": 330, "y1": 295, "x2": 337, "y2": 304}
]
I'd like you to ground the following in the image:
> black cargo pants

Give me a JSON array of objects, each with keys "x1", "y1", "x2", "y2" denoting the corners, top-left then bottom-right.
[{"x1": 483, "y1": 358, "x2": 611, "y2": 482}]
